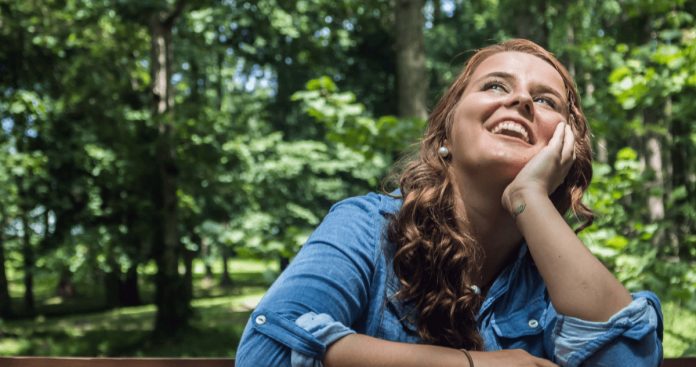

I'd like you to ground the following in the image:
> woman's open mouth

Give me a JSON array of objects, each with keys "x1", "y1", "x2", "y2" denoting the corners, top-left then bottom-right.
[{"x1": 489, "y1": 121, "x2": 532, "y2": 144}]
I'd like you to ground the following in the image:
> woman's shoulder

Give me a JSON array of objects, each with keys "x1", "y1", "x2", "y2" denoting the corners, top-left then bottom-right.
[
  {"x1": 303, "y1": 192, "x2": 401, "y2": 265},
  {"x1": 311, "y1": 192, "x2": 402, "y2": 253},
  {"x1": 327, "y1": 191, "x2": 403, "y2": 218}
]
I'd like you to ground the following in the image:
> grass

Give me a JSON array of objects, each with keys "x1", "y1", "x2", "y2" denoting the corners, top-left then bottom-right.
[
  {"x1": 1, "y1": 258, "x2": 695, "y2": 358},
  {"x1": 0, "y1": 292, "x2": 262, "y2": 356},
  {"x1": 0, "y1": 258, "x2": 276, "y2": 357}
]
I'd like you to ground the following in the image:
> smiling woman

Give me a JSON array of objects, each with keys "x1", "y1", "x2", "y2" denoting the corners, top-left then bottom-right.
[{"x1": 235, "y1": 39, "x2": 663, "y2": 367}]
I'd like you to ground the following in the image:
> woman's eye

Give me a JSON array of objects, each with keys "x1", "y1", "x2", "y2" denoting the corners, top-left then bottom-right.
[
  {"x1": 534, "y1": 96, "x2": 557, "y2": 108},
  {"x1": 483, "y1": 81, "x2": 508, "y2": 93}
]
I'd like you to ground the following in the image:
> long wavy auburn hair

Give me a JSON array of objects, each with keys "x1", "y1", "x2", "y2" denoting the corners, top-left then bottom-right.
[{"x1": 385, "y1": 39, "x2": 595, "y2": 350}]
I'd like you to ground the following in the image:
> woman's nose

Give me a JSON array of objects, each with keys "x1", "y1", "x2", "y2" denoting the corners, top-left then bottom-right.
[{"x1": 506, "y1": 91, "x2": 534, "y2": 119}]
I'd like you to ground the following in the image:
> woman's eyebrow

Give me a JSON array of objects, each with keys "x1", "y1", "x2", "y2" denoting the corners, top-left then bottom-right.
[
  {"x1": 534, "y1": 84, "x2": 565, "y2": 102},
  {"x1": 475, "y1": 71, "x2": 516, "y2": 84},
  {"x1": 476, "y1": 70, "x2": 566, "y2": 102}
]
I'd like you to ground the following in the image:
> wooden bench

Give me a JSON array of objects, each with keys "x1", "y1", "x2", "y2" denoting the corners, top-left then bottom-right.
[
  {"x1": 0, "y1": 357, "x2": 694, "y2": 366},
  {"x1": 0, "y1": 358, "x2": 233, "y2": 367}
]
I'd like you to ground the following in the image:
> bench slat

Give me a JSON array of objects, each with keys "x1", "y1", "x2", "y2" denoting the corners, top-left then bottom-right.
[
  {"x1": 663, "y1": 357, "x2": 696, "y2": 367},
  {"x1": 1, "y1": 357, "x2": 694, "y2": 366},
  {"x1": 0, "y1": 357, "x2": 235, "y2": 367}
]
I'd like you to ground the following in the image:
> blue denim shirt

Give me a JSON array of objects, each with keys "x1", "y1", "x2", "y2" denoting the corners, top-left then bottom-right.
[{"x1": 236, "y1": 193, "x2": 663, "y2": 367}]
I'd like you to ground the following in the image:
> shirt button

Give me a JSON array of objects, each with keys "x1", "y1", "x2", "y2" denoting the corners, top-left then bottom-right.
[
  {"x1": 528, "y1": 319, "x2": 539, "y2": 328},
  {"x1": 255, "y1": 315, "x2": 267, "y2": 325}
]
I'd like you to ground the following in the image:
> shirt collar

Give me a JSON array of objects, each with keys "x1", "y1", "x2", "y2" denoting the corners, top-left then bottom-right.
[
  {"x1": 380, "y1": 191, "x2": 533, "y2": 323},
  {"x1": 478, "y1": 243, "x2": 530, "y2": 317},
  {"x1": 385, "y1": 241, "x2": 531, "y2": 324}
]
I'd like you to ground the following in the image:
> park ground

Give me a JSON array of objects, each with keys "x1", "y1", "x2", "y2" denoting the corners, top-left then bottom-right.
[{"x1": 0, "y1": 259, "x2": 694, "y2": 358}]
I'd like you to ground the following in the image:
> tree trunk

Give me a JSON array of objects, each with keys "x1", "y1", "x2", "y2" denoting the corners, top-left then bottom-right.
[
  {"x1": 216, "y1": 51, "x2": 224, "y2": 111},
  {"x1": 183, "y1": 248, "x2": 194, "y2": 302},
  {"x1": 667, "y1": 98, "x2": 690, "y2": 259},
  {"x1": 0, "y1": 218, "x2": 12, "y2": 318},
  {"x1": 580, "y1": 73, "x2": 609, "y2": 164},
  {"x1": 220, "y1": 248, "x2": 232, "y2": 286},
  {"x1": 502, "y1": 0, "x2": 549, "y2": 47},
  {"x1": 201, "y1": 236, "x2": 213, "y2": 279},
  {"x1": 432, "y1": 0, "x2": 441, "y2": 24},
  {"x1": 56, "y1": 267, "x2": 77, "y2": 299},
  {"x1": 103, "y1": 247, "x2": 121, "y2": 308},
  {"x1": 279, "y1": 256, "x2": 290, "y2": 272},
  {"x1": 596, "y1": 137, "x2": 609, "y2": 165},
  {"x1": 103, "y1": 265, "x2": 121, "y2": 308},
  {"x1": 645, "y1": 124, "x2": 665, "y2": 221},
  {"x1": 20, "y1": 210, "x2": 35, "y2": 316},
  {"x1": 150, "y1": 0, "x2": 190, "y2": 336},
  {"x1": 645, "y1": 136, "x2": 665, "y2": 221},
  {"x1": 119, "y1": 264, "x2": 141, "y2": 307},
  {"x1": 395, "y1": 0, "x2": 428, "y2": 120},
  {"x1": 643, "y1": 108, "x2": 666, "y2": 247}
]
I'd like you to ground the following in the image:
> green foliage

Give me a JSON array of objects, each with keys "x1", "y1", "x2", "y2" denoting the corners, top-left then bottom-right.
[
  {"x1": 1, "y1": 0, "x2": 695, "y2": 355},
  {"x1": 292, "y1": 76, "x2": 423, "y2": 156},
  {"x1": 582, "y1": 148, "x2": 696, "y2": 302}
]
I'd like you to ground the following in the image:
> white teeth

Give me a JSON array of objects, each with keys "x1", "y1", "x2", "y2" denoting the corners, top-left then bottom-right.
[{"x1": 491, "y1": 122, "x2": 530, "y2": 143}]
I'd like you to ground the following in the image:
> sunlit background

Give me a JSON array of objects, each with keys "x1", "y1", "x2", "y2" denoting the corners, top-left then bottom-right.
[{"x1": 0, "y1": 0, "x2": 694, "y2": 358}]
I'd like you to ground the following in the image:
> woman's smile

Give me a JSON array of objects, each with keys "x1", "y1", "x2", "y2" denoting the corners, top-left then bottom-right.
[
  {"x1": 448, "y1": 51, "x2": 569, "y2": 178},
  {"x1": 486, "y1": 117, "x2": 534, "y2": 144}
]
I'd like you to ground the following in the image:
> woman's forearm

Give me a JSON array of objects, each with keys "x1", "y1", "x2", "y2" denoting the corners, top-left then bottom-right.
[
  {"x1": 325, "y1": 334, "x2": 559, "y2": 367},
  {"x1": 324, "y1": 334, "x2": 468, "y2": 367},
  {"x1": 510, "y1": 189, "x2": 632, "y2": 322}
]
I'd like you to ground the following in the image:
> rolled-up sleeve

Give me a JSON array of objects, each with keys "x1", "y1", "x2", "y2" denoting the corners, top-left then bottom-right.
[
  {"x1": 550, "y1": 291, "x2": 663, "y2": 367},
  {"x1": 290, "y1": 312, "x2": 356, "y2": 366},
  {"x1": 235, "y1": 195, "x2": 381, "y2": 367}
]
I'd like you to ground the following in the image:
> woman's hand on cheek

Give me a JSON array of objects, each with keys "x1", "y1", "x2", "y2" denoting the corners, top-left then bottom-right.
[{"x1": 501, "y1": 121, "x2": 575, "y2": 215}]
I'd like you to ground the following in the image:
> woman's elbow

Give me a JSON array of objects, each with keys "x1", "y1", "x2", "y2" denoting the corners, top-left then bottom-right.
[
  {"x1": 236, "y1": 331, "x2": 291, "y2": 367},
  {"x1": 583, "y1": 332, "x2": 662, "y2": 367}
]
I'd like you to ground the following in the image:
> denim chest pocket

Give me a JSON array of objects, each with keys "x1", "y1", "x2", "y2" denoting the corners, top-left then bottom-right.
[
  {"x1": 491, "y1": 298, "x2": 547, "y2": 350},
  {"x1": 376, "y1": 296, "x2": 422, "y2": 343}
]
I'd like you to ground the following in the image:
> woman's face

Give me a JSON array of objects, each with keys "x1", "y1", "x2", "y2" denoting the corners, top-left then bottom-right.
[{"x1": 449, "y1": 51, "x2": 569, "y2": 181}]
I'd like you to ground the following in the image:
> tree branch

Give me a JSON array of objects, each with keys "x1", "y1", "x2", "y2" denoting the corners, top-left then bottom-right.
[{"x1": 162, "y1": 0, "x2": 187, "y2": 27}]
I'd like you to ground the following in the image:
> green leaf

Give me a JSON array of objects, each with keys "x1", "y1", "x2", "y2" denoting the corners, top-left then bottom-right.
[{"x1": 616, "y1": 147, "x2": 638, "y2": 161}]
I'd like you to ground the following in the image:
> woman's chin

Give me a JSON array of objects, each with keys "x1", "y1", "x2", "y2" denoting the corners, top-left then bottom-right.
[
  {"x1": 454, "y1": 138, "x2": 538, "y2": 184},
  {"x1": 477, "y1": 158, "x2": 529, "y2": 190},
  {"x1": 489, "y1": 163, "x2": 525, "y2": 185},
  {"x1": 455, "y1": 158, "x2": 524, "y2": 190}
]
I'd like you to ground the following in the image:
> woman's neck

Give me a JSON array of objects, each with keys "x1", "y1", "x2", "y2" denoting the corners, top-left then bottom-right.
[{"x1": 451, "y1": 169, "x2": 524, "y2": 288}]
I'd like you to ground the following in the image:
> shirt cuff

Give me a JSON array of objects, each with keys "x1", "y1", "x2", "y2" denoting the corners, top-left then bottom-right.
[
  {"x1": 552, "y1": 296, "x2": 660, "y2": 367},
  {"x1": 291, "y1": 312, "x2": 356, "y2": 367}
]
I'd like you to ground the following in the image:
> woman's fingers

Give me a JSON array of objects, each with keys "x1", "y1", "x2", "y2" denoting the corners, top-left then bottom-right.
[
  {"x1": 548, "y1": 121, "x2": 566, "y2": 154},
  {"x1": 561, "y1": 121, "x2": 575, "y2": 163}
]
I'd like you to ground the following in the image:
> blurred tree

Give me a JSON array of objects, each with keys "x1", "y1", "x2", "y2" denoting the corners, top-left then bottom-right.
[
  {"x1": 395, "y1": 0, "x2": 428, "y2": 120},
  {"x1": 0, "y1": 129, "x2": 18, "y2": 318},
  {"x1": 147, "y1": 0, "x2": 192, "y2": 336}
]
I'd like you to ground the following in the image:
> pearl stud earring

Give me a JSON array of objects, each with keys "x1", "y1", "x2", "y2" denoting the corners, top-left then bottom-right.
[
  {"x1": 469, "y1": 285, "x2": 481, "y2": 295},
  {"x1": 438, "y1": 146, "x2": 450, "y2": 158}
]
